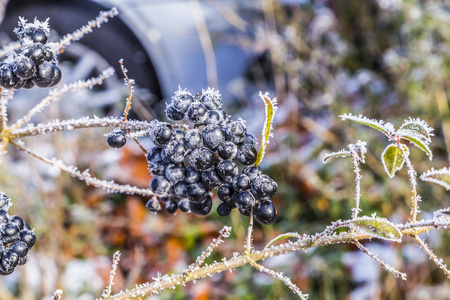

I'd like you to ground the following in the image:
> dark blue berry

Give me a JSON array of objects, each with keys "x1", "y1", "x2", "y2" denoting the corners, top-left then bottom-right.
[
  {"x1": 9, "y1": 216, "x2": 24, "y2": 231},
  {"x1": 201, "y1": 124, "x2": 225, "y2": 150},
  {"x1": 178, "y1": 199, "x2": 191, "y2": 213},
  {"x1": 172, "y1": 129, "x2": 185, "y2": 141},
  {"x1": 148, "y1": 160, "x2": 167, "y2": 176},
  {"x1": 146, "y1": 198, "x2": 161, "y2": 212},
  {"x1": 173, "y1": 179, "x2": 188, "y2": 198},
  {"x1": 242, "y1": 166, "x2": 262, "y2": 182},
  {"x1": 251, "y1": 175, "x2": 277, "y2": 200},
  {"x1": 235, "y1": 191, "x2": 256, "y2": 210},
  {"x1": 3, "y1": 222, "x2": 20, "y2": 238},
  {"x1": 18, "y1": 254, "x2": 30, "y2": 266},
  {"x1": 232, "y1": 174, "x2": 251, "y2": 192},
  {"x1": 224, "y1": 120, "x2": 246, "y2": 144},
  {"x1": 217, "y1": 141, "x2": 238, "y2": 160},
  {"x1": 0, "y1": 63, "x2": 21, "y2": 88},
  {"x1": 0, "y1": 194, "x2": 10, "y2": 211},
  {"x1": 200, "y1": 91, "x2": 221, "y2": 110},
  {"x1": 217, "y1": 183, "x2": 235, "y2": 204},
  {"x1": 185, "y1": 129, "x2": 203, "y2": 149},
  {"x1": 32, "y1": 62, "x2": 59, "y2": 87},
  {"x1": 201, "y1": 168, "x2": 222, "y2": 190},
  {"x1": 172, "y1": 91, "x2": 193, "y2": 113},
  {"x1": 149, "y1": 176, "x2": 171, "y2": 195},
  {"x1": 8, "y1": 240, "x2": 28, "y2": 257},
  {"x1": 253, "y1": 200, "x2": 277, "y2": 225},
  {"x1": 166, "y1": 105, "x2": 184, "y2": 121},
  {"x1": 217, "y1": 202, "x2": 231, "y2": 217},
  {"x1": 236, "y1": 144, "x2": 257, "y2": 165},
  {"x1": 186, "y1": 102, "x2": 207, "y2": 123},
  {"x1": 217, "y1": 160, "x2": 238, "y2": 180},
  {"x1": 190, "y1": 147, "x2": 214, "y2": 171},
  {"x1": 12, "y1": 56, "x2": 36, "y2": 80},
  {"x1": 205, "y1": 109, "x2": 225, "y2": 125},
  {"x1": 107, "y1": 130, "x2": 126, "y2": 148},
  {"x1": 20, "y1": 230, "x2": 36, "y2": 248},
  {"x1": 1, "y1": 250, "x2": 18, "y2": 272},
  {"x1": 150, "y1": 122, "x2": 175, "y2": 147},
  {"x1": 185, "y1": 165, "x2": 201, "y2": 183},
  {"x1": 187, "y1": 182, "x2": 208, "y2": 203},
  {"x1": 238, "y1": 206, "x2": 251, "y2": 217},
  {"x1": 0, "y1": 210, "x2": 8, "y2": 223},
  {"x1": 28, "y1": 29, "x2": 48, "y2": 44},
  {"x1": 164, "y1": 140, "x2": 187, "y2": 163},
  {"x1": 189, "y1": 196, "x2": 212, "y2": 216},
  {"x1": 146, "y1": 147, "x2": 162, "y2": 163},
  {"x1": 243, "y1": 134, "x2": 257, "y2": 147},
  {"x1": 165, "y1": 199, "x2": 178, "y2": 214}
]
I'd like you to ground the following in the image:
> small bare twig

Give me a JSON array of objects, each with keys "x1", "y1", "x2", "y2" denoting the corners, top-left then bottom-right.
[
  {"x1": 399, "y1": 143, "x2": 419, "y2": 222},
  {"x1": 354, "y1": 240, "x2": 407, "y2": 280},
  {"x1": 101, "y1": 251, "x2": 121, "y2": 299},
  {"x1": 245, "y1": 207, "x2": 254, "y2": 255},
  {"x1": 414, "y1": 235, "x2": 450, "y2": 278},
  {"x1": 351, "y1": 153, "x2": 362, "y2": 219}
]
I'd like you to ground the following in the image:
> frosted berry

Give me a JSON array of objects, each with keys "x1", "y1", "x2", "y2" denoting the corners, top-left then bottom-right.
[
  {"x1": 150, "y1": 122, "x2": 174, "y2": 147},
  {"x1": 148, "y1": 160, "x2": 167, "y2": 176},
  {"x1": 190, "y1": 147, "x2": 214, "y2": 171},
  {"x1": 205, "y1": 109, "x2": 225, "y2": 125},
  {"x1": 0, "y1": 194, "x2": 9, "y2": 211},
  {"x1": 253, "y1": 200, "x2": 277, "y2": 225},
  {"x1": 173, "y1": 179, "x2": 188, "y2": 198},
  {"x1": 12, "y1": 56, "x2": 36, "y2": 80},
  {"x1": 0, "y1": 63, "x2": 21, "y2": 88},
  {"x1": 166, "y1": 105, "x2": 184, "y2": 121},
  {"x1": 172, "y1": 129, "x2": 185, "y2": 141},
  {"x1": 147, "y1": 147, "x2": 162, "y2": 164},
  {"x1": 172, "y1": 91, "x2": 193, "y2": 113},
  {"x1": 185, "y1": 129, "x2": 203, "y2": 149},
  {"x1": 28, "y1": 29, "x2": 48, "y2": 44},
  {"x1": 217, "y1": 183, "x2": 235, "y2": 203},
  {"x1": 164, "y1": 140, "x2": 187, "y2": 163},
  {"x1": 217, "y1": 160, "x2": 238, "y2": 181},
  {"x1": 23, "y1": 44, "x2": 46, "y2": 65},
  {"x1": 3, "y1": 222, "x2": 20, "y2": 238},
  {"x1": 107, "y1": 129, "x2": 126, "y2": 148},
  {"x1": 217, "y1": 202, "x2": 231, "y2": 217},
  {"x1": 232, "y1": 174, "x2": 251, "y2": 192},
  {"x1": 251, "y1": 175, "x2": 278, "y2": 200},
  {"x1": 19, "y1": 230, "x2": 36, "y2": 248},
  {"x1": 201, "y1": 168, "x2": 222, "y2": 190},
  {"x1": 1, "y1": 250, "x2": 18, "y2": 272},
  {"x1": 200, "y1": 91, "x2": 221, "y2": 110},
  {"x1": 165, "y1": 164, "x2": 184, "y2": 183},
  {"x1": 202, "y1": 124, "x2": 225, "y2": 150},
  {"x1": 0, "y1": 210, "x2": 8, "y2": 223},
  {"x1": 186, "y1": 102, "x2": 207, "y2": 123},
  {"x1": 217, "y1": 141, "x2": 238, "y2": 160},
  {"x1": 18, "y1": 255, "x2": 30, "y2": 266},
  {"x1": 238, "y1": 206, "x2": 251, "y2": 217},
  {"x1": 165, "y1": 199, "x2": 178, "y2": 214},
  {"x1": 187, "y1": 182, "x2": 208, "y2": 203},
  {"x1": 189, "y1": 196, "x2": 212, "y2": 216},
  {"x1": 23, "y1": 79, "x2": 35, "y2": 89},
  {"x1": 185, "y1": 165, "x2": 201, "y2": 183},
  {"x1": 242, "y1": 134, "x2": 257, "y2": 147},
  {"x1": 149, "y1": 176, "x2": 171, "y2": 195},
  {"x1": 9, "y1": 216, "x2": 24, "y2": 230},
  {"x1": 235, "y1": 191, "x2": 256, "y2": 210},
  {"x1": 236, "y1": 144, "x2": 257, "y2": 165},
  {"x1": 146, "y1": 198, "x2": 161, "y2": 212},
  {"x1": 178, "y1": 199, "x2": 191, "y2": 213},
  {"x1": 32, "y1": 61, "x2": 58, "y2": 87},
  {"x1": 224, "y1": 120, "x2": 246, "y2": 144},
  {"x1": 242, "y1": 166, "x2": 262, "y2": 182},
  {"x1": 8, "y1": 241, "x2": 28, "y2": 257}
]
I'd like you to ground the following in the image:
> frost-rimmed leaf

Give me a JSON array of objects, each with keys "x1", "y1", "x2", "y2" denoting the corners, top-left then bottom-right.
[
  {"x1": 382, "y1": 144, "x2": 408, "y2": 178},
  {"x1": 255, "y1": 92, "x2": 278, "y2": 167},
  {"x1": 264, "y1": 232, "x2": 302, "y2": 249},
  {"x1": 349, "y1": 217, "x2": 402, "y2": 242},
  {"x1": 434, "y1": 207, "x2": 450, "y2": 219},
  {"x1": 348, "y1": 140, "x2": 367, "y2": 163},
  {"x1": 322, "y1": 149, "x2": 350, "y2": 163},
  {"x1": 397, "y1": 130, "x2": 433, "y2": 160},
  {"x1": 340, "y1": 113, "x2": 395, "y2": 138},
  {"x1": 399, "y1": 117, "x2": 433, "y2": 143},
  {"x1": 420, "y1": 167, "x2": 450, "y2": 190}
]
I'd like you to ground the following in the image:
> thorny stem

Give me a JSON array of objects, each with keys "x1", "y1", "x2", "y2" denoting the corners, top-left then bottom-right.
[
  {"x1": 399, "y1": 143, "x2": 419, "y2": 222},
  {"x1": 10, "y1": 140, "x2": 156, "y2": 196},
  {"x1": 414, "y1": 235, "x2": 450, "y2": 278},
  {"x1": 104, "y1": 223, "x2": 439, "y2": 300},
  {"x1": 351, "y1": 153, "x2": 362, "y2": 219}
]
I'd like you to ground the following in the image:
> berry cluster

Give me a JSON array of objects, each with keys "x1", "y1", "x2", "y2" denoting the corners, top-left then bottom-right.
[
  {"x1": 0, "y1": 17, "x2": 61, "y2": 89},
  {"x1": 145, "y1": 88, "x2": 278, "y2": 225},
  {"x1": 0, "y1": 193, "x2": 36, "y2": 275}
]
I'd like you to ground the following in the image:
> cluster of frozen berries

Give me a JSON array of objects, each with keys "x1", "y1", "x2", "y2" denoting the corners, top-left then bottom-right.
[
  {"x1": 0, "y1": 17, "x2": 61, "y2": 89},
  {"x1": 0, "y1": 193, "x2": 36, "y2": 275},
  {"x1": 143, "y1": 88, "x2": 278, "y2": 225}
]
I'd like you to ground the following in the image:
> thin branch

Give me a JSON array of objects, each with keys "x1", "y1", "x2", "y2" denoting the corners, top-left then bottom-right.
[
  {"x1": 251, "y1": 261, "x2": 308, "y2": 300},
  {"x1": 399, "y1": 144, "x2": 419, "y2": 222},
  {"x1": 414, "y1": 235, "x2": 450, "y2": 278},
  {"x1": 101, "y1": 251, "x2": 121, "y2": 299},
  {"x1": 104, "y1": 221, "x2": 439, "y2": 300},
  {"x1": 10, "y1": 117, "x2": 154, "y2": 138},
  {"x1": 351, "y1": 153, "x2": 362, "y2": 219},
  {"x1": 184, "y1": 226, "x2": 231, "y2": 280},
  {"x1": 11, "y1": 67, "x2": 115, "y2": 130},
  {"x1": 54, "y1": 8, "x2": 119, "y2": 53},
  {"x1": 245, "y1": 207, "x2": 254, "y2": 255},
  {"x1": 0, "y1": 88, "x2": 14, "y2": 131},
  {"x1": 354, "y1": 240, "x2": 406, "y2": 280},
  {"x1": 10, "y1": 140, "x2": 156, "y2": 196}
]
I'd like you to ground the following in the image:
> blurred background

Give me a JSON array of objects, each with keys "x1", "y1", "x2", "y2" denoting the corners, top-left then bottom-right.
[{"x1": 0, "y1": 0, "x2": 450, "y2": 299}]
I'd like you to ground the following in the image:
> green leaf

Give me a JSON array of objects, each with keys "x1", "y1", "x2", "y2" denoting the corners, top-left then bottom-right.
[
  {"x1": 399, "y1": 118, "x2": 433, "y2": 143},
  {"x1": 322, "y1": 150, "x2": 350, "y2": 163},
  {"x1": 420, "y1": 167, "x2": 450, "y2": 190},
  {"x1": 340, "y1": 113, "x2": 394, "y2": 138},
  {"x1": 255, "y1": 92, "x2": 278, "y2": 167},
  {"x1": 349, "y1": 217, "x2": 402, "y2": 242},
  {"x1": 264, "y1": 232, "x2": 302, "y2": 249},
  {"x1": 398, "y1": 131, "x2": 433, "y2": 160},
  {"x1": 381, "y1": 144, "x2": 409, "y2": 178}
]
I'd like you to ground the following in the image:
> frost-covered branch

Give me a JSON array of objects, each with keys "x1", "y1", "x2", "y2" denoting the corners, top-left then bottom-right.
[
  {"x1": 414, "y1": 235, "x2": 450, "y2": 278},
  {"x1": 10, "y1": 140, "x2": 156, "y2": 196},
  {"x1": 101, "y1": 251, "x2": 121, "y2": 299},
  {"x1": 399, "y1": 144, "x2": 419, "y2": 222}
]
